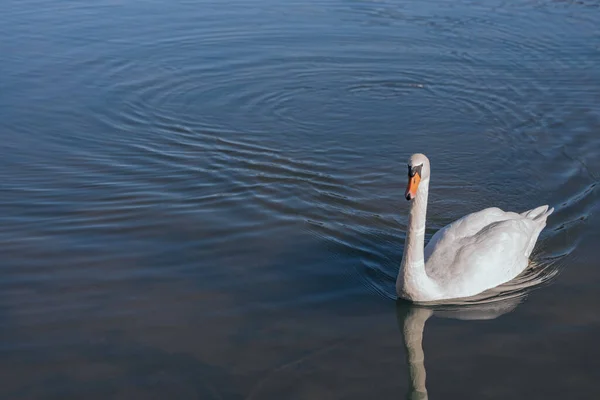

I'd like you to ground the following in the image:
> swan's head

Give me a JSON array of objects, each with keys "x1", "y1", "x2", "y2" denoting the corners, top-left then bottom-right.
[{"x1": 405, "y1": 153, "x2": 430, "y2": 201}]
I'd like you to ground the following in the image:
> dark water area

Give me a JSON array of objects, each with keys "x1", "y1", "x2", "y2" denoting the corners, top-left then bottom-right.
[{"x1": 1, "y1": 0, "x2": 599, "y2": 398}]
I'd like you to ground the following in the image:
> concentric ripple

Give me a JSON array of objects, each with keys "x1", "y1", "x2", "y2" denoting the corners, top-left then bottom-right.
[{"x1": 1, "y1": 0, "x2": 599, "y2": 310}]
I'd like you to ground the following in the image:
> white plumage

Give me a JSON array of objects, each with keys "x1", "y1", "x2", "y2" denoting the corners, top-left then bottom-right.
[{"x1": 396, "y1": 153, "x2": 553, "y2": 302}]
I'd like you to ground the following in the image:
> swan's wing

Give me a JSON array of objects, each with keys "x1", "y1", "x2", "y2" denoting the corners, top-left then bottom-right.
[
  {"x1": 424, "y1": 207, "x2": 519, "y2": 261},
  {"x1": 426, "y1": 217, "x2": 542, "y2": 298}
]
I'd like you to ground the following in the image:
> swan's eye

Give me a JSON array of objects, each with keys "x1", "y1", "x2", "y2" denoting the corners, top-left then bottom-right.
[{"x1": 408, "y1": 164, "x2": 423, "y2": 177}]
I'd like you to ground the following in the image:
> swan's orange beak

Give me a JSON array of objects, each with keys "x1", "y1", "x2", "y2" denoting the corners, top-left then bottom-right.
[{"x1": 405, "y1": 173, "x2": 421, "y2": 201}]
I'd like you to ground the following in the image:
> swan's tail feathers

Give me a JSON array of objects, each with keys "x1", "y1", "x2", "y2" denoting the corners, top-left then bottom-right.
[
  {"x1": 522, "y1": 205, "x2": 554, "y2": 222},
  {"x1": 533, "y1": 206, "x2": 554, "y2": 223},
  {"x1": 523, "y1": 205, "x2": 554, "y2": 258}
]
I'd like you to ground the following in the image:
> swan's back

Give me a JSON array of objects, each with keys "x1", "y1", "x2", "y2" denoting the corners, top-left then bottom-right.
[
  {"x1": 424, "y1": 207, "x2": 519, "y2": 260},
  {"x1": 423, "y1": 205, "x2": 553, "y2": 299}
]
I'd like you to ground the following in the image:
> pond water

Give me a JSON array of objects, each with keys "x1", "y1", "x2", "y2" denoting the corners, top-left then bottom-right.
[{"x1": 1, "y1": 0, "x2": 599, "y2": 398}]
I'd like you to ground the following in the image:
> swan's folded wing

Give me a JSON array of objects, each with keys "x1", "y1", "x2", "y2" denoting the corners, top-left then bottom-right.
[
  {"x1": 424, "y1": 207, "x2": 519, "y2": 261},
  {"x1": 427, "y1": 218, "x2": 537, "y2": 297}
]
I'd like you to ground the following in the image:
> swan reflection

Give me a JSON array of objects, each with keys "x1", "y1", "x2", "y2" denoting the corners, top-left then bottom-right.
[{"x1": 396, "y1": 296, "x2": 524, "y2": 400}]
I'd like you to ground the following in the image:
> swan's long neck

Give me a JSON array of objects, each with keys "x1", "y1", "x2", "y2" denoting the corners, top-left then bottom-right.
[{"x1": 397, "y1": 177, "x2": 439, "y2": 300}]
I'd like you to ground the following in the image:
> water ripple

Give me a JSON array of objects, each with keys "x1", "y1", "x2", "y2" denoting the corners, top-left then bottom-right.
[{"x1": 1, "y1": 0, "x2": 599, "y2": 314}]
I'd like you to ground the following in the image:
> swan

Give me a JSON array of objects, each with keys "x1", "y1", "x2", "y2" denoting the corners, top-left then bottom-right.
[{"x1": 396, "y1": 153, "x2": 553, "y2": 302}]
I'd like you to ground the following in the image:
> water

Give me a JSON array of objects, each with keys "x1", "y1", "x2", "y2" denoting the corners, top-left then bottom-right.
[{"x1": 1, "y1": 0, "x2": 599, "y2": 398}]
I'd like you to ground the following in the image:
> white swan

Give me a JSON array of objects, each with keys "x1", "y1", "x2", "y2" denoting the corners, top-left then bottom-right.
[{"x1": 396, "y1": 153, "x2": 554, "y2": 302}]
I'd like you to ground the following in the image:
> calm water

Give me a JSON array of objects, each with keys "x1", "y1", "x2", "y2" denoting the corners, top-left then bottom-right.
[{"x1": 1, "y1": 0, "x2": 600, "y2": 398}]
